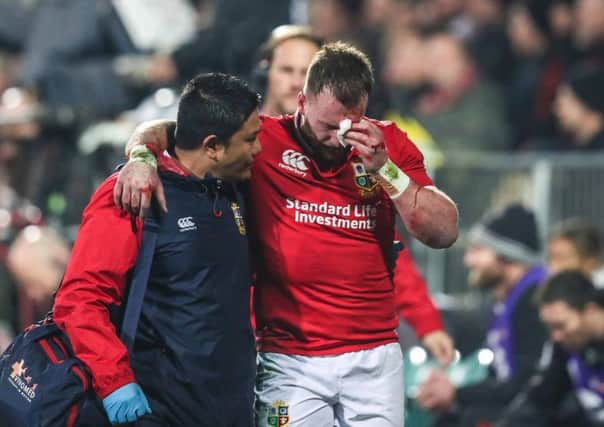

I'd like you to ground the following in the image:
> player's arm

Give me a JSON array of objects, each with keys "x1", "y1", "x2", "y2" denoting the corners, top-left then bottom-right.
[
  {"x1": 393, "y1": 238, "x2": 454, "y2": 366},
  {"x1": 114, "y1": 120, "x2": 175, "y2": 216},
  {"x1": 345, "y1": 120, "x2": 458, "y2": 249},
  {"x1": 390, "y1": 182, "x2": 458, "y2": 249}
]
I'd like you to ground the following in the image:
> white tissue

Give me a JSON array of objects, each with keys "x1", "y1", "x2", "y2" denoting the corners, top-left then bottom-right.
[{"x1": 336, "y1": 119, "x2": 352, "y2": 147}]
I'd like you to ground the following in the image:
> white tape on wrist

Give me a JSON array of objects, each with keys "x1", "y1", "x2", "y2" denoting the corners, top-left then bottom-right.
[
  {"x1": 129, "y1": 145, "x2": 158, "y2": 170},
  {"x1": 377, "y1": 158, "x2": 410, "y2": 199}
]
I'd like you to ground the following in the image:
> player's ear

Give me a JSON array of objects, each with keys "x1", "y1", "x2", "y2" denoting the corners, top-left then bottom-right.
[
  {"x1": 297, "y1": 92, "x2": 306, "y2": 114},
  {"x1": 203, "y1": 134, "x2": 225, "y2": 160}
]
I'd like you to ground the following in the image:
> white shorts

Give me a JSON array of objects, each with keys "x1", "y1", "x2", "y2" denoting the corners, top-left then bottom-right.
[{"x1": 255, "y1": 343, "x2": 404, "y2": 427}]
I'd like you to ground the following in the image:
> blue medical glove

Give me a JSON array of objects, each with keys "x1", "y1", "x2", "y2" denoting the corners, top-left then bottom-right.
[{"x1": 102, "y1": 382, "x2": 152, "y2": 425}]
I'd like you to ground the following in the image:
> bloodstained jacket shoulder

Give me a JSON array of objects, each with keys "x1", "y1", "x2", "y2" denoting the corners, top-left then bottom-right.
[{"x1": 53, "y1": 156, "x2": 255, "y2": 400}]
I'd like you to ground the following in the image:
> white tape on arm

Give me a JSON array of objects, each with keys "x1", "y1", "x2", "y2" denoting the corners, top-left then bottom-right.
[
  {"x1": 375, "y1": 158, "x2": 411, "y2": 199},
  {"x1": 129, "y1": 144, "x2": 158, "y2": 169}
]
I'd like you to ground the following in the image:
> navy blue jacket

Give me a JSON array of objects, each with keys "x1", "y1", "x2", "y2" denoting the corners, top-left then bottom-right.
[
  {"x1": 131, "y1": 169, "x2": 255, "y2": 425},
  {"x1": 54, "y1": 157, "x2": 255, "y2": 427}
]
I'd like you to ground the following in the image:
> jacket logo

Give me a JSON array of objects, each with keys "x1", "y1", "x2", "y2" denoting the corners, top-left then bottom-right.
[
  {"x1": 231, "y1": 203, "x2": 246, "y2": 235},
  {"x1": 279, "y1": 149, "x2": 309, "y2": 177},
  {"x1": 9, "y1": 359, "x2": 37, "y2": 402},
  {"x1": 177, "y1": 216, "x2": 197, "y2": 232}
]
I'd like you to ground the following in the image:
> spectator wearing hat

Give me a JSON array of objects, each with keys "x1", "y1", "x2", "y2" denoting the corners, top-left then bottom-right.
[
  {"x1": 417, "y1": 204, "x2": 548, "y2": 427},
  {"x1": 554, "y1": 65, "x2": 604, "y2": 150}
]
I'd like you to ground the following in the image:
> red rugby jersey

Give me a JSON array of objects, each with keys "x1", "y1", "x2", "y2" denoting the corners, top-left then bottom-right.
[{"x1": 251, "y1": 114, "x2": 434, "y2": 355}]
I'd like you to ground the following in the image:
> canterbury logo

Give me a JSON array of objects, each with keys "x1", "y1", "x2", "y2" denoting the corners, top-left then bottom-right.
[
  {"x1": 177, "y1": 217, "x2": 196, "y2": 231},
  {"x1": 279, "y1": 150, "x2": 309, "y2": 177},
  {"x1": 282, "y1": 149, "x2": 309, "y2": 171}
]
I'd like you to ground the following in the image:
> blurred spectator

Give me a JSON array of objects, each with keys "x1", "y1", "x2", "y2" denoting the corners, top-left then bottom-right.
[
  {"x1": 252, "y1": 25, "x2": 322, "y2": 115},
  {"x1": 0, "y1": 54, "x2": 21, "y2": 95},
  {"x1": 0, "y1": 0, "x2": 216, "y2": 223},
  {"x1": 308, "y1": 0, "x2": 365, "y2": 43},
  {"x1": 0, "y1": 320, "x2": 10, "y2": 353},
  {"x1": 0, "y1": 86, "x2": 76, "y2": 222},
  {"x1": 505, "y1": 0, "x2": 571, "y2": 148},
  {"x1": 573, "y1": 0, "x2": 604, "y2": 66},
  {"x1": 548, "y1": 218, "x2": 604, "y2": 287},
  {"x1": 549, "y1": 0, "x2": 575, "y2": 46},
  {"x1": 362, "y1": 0, "x2": 394, "y2": 30},
  {"x1": 414, "y1": 32, "x2": 510, "y2": 151},
  {"x1": 382, "y1": 30, "x2": 427, "y2": 116},
  {"x1": 18, "y1": 0, "x2": 143, "y2": 123},
  {"x1": 463, "y1": 0, "x2": 513, "y2": 83},
  {"x1": 385, "y1": 0, "x2": 422, "y2": 33},
  {"x1": 382, "y1": 31, "x2": 444, "y2": 171},
  {"x1": 0, "y1": 0, "x2": 37, "y2": 52},
  {"x1": 417, "y1": 204, "x2": 547, "y2": 427},
  {"x1": 0, "y1": 0, "x2": 143, "y2": 222},
  {"x1": 506, "y1": 1, "x2": 550, "y2": 146},
  {"x1": 308, "y1": 0, "x2": 388, "y2": 115},
  {"x1": 553, "y1": 65, "x2": 604, "y2": 150},
  {"x1": 157, "y1": 0, "x2": 291, "y2": 85},
  {"x1": 6, "y1": 225, "x2": 69, "y2": 330},
  {"x1": 413, "y1": 0, "x2": 468, "y2": 35},
  {"x1": 0, "y1": 181, "x2": 44, "y2": 339},
  {"x1": 497, "y1": 270, "x2": 604, "y2": 427}
]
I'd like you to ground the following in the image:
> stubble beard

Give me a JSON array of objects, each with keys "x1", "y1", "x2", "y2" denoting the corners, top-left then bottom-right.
[{"x1": 300, "y1": 119, "x2": 347, "y2": 165}]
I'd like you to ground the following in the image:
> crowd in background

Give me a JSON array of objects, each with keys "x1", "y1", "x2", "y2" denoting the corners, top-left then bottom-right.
[{"x1": 0, "y1": 0, "x2": 603, "y2": 424}]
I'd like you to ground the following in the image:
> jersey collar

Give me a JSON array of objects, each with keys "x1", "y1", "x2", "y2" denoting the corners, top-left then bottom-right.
[{"x1": 158, "y1": 150, "x2": 189, "y2": 176}]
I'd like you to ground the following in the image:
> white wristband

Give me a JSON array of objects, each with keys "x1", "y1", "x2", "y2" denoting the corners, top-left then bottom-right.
[{"x1": 376, "y1": 158, "x2": 410, "y2": 199}]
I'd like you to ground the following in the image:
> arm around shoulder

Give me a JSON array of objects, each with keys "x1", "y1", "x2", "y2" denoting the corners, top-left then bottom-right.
[
  {"x1": 115, "y1": 120, "x2": 173, "y2": 216},
  {"x1": 125, "y1": 119, "x2": 176, "y2": 157}
]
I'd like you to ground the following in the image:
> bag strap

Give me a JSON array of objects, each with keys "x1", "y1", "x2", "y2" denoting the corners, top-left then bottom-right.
[{"x1": 119, "y1": 210, "x2": 160, "y2": 354}]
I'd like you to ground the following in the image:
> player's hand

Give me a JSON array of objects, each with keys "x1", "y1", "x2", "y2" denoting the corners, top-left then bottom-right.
[
  {"x1": 416, "y1": 369, "x2": 455, "y2": 411},
  {"x1": 343, "y1": 119, "x2": 387, "y2": 173},
  {"x1": 422, "y1": 330, "x2": 455, "y2": 367},
  {"x1": 113, "y1": 161, "x2": 167, "y2": 218}
]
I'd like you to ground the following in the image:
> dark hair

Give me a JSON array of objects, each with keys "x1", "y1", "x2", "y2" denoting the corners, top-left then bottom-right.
[
  {"x1": 549, "y1": 219, "x2": 602, "y2": 260},
  {"x1": 304, "y1": 42, "x2": 374, "y2": 107},
  {"x1": 175, "y1": 73, "x2": 260, "y2": 150},
  {"x1": 538, "y1": 270, "x2": 597, "y2": 311}
]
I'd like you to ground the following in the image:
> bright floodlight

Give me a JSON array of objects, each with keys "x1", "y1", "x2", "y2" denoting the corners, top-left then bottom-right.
[
  {"x1": 409, "y1": 346, "x2": 427, "y2": 365},
  {"x1": 478, "y1": 348, "x2": 495, "y2": 366},
  {"x1": 154, "y1": 88, "x2": 176, "y2": 108}
]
